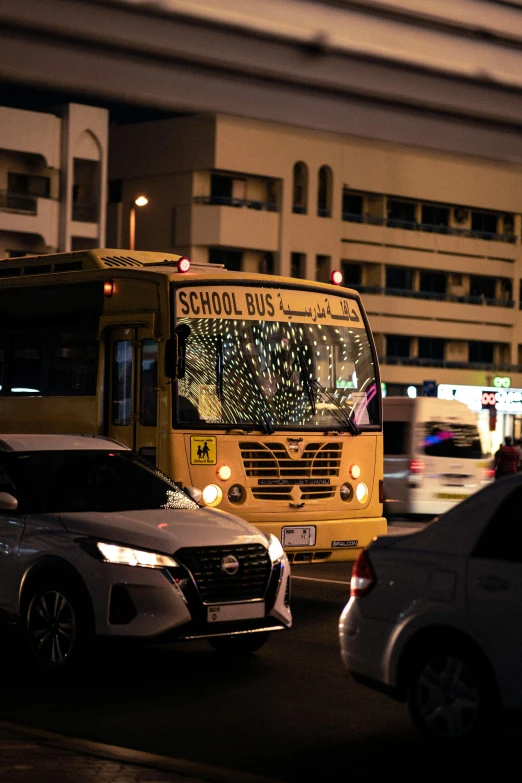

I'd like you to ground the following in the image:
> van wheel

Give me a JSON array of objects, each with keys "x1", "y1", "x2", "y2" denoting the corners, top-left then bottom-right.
[
  {"x1": 208, "y1": 631, "x2": 270, "y2": 655},
  {"x1": 25, "y1": 580, "x2": 90, "y2": 670},
  {"x1": 406, "y1": 641, "x2": 500, "y2": 746}
]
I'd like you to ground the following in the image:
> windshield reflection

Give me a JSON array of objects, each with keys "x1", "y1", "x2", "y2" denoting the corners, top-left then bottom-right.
[{"x1": 175, "y1": 317, "x2": 379, "y2": 428}]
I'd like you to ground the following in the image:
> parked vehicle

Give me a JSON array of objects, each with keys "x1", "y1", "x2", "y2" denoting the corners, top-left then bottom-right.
[
  {"x1": 383, "y1": 395, "x2": 493, "y2": 516},
  {"x1": 0, "y1": 433, "x2": 291, "y2": 669},
  {"x1": 339, "y1": 473, "x2": 522, "y2": 745}
]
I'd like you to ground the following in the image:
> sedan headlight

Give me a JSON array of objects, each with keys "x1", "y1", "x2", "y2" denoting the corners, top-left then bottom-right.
[
  {"x1": 97, "y1": 542, "x2": 178, "y2": 568},
  {"x1": 267, "y1": 533, "x2": 285, "y2": 564}
]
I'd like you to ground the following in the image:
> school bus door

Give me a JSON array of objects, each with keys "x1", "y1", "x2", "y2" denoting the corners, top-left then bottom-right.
[{"x1": 107, "y1": 327, "x2": 159, "y2": 464}]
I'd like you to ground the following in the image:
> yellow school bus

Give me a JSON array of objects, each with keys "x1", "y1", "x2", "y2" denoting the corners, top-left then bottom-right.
[{"x1": 0, "y1": 249, "x2": 386, "y2": 562}]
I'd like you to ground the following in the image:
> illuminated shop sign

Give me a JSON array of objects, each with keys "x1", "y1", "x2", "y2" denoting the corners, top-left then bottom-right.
[
  {"x1": 438, "y1": 384, "x2": 522, "y2": 414},
  {"x1": 493, "y1": 376, "x2": 511, "y2": 388}
]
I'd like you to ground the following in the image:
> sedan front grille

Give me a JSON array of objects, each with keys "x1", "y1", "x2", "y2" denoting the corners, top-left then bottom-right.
[{"x1": 174, "y1": 544, "x2": 271, "y2": 604}]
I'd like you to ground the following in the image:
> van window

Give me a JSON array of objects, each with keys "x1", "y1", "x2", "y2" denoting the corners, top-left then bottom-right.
[
  {"x1": 422, "y1": 421, "x2": 483, "y2": 458},
  {"x1": 383, "y1": 421, "x2": 408, "y2": 455}
]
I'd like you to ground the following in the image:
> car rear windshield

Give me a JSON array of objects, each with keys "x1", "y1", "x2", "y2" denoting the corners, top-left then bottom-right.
[
  {"x1": 421, "y1": 421, "x2": 484, "y2": 459},
  {"x1": 0, "y1": 450, "x2": 199, "y2": 513}
]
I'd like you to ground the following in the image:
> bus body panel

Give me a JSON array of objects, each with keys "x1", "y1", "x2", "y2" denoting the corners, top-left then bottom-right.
[{"x1": 0, "y1": 248, "x2": 385, "y2": 561}]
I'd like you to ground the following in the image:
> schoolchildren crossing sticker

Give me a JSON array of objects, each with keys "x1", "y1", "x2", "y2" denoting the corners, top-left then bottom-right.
[{"x1": 190, "y1": 436, "x2": 217, "y2": 465}]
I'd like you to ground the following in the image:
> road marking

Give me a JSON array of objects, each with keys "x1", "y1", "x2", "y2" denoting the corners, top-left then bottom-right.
[{"x1": 291, "y1": 575, "x2": 351, "y2": 585}]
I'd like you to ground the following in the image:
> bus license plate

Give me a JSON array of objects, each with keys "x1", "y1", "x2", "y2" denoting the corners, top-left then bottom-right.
[
  {"x1": 282, "y1": 526, "x2": 316, "y2": 546},
  {"x1": 207, "y1": 602, "x2": 265, "y2": 623}
]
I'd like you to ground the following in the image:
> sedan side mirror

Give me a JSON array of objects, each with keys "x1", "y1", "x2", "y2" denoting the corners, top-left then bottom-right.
[
  {"x1": 0, "y1": 492, "x2": 18, "y2": 511},
  {"x1": 185, "y1": 486, "x2": 202, "y2": 504}
]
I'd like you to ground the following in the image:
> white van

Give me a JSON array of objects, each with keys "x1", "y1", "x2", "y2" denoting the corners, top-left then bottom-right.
[{"x1": 383, "y1": 396, "x2": 493, "y2": 517}]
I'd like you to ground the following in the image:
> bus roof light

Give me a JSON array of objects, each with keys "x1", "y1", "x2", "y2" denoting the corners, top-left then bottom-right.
[
  {"x1": 330, "y1": 270, "x2": 343, "y2": 286},
  {"x1": 177, "y1": 257, "x2": 191, "y2": 273}
]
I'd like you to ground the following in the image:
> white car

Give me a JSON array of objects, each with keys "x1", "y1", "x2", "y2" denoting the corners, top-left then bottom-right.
[
  {"x1": 0, "y1": 434, "x2": 291, "y2": 669},
  {"x1": 339, "y1": 473, "x2": 522, "y2": 746}
]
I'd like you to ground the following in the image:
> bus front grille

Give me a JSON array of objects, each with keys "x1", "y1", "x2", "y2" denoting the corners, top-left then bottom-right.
[
  {"x1": 240, "y1": 441, "x2": 341, "y2": 500},
  {"x1": 175, "y1": 544, "x2": 271, "y2": 603},
  {"x1": 239, "y1": 441, "x2": 342, "y2": 478}
]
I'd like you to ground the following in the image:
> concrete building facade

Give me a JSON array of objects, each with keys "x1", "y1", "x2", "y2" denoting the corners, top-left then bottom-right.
[
  {"x1": 0, "y1": 103, "x2": 108, "y2": 257},
  {"x1": 108, "y1": 113, "x2": 522, "y2": 419}
]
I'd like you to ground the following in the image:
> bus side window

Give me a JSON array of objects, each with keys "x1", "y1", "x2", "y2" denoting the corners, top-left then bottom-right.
[
  {"x1": 112, "y1": 340, "x2": 132, "y2": 426},
  {"x1": 140, "y1": 339, "x2": 158, "y2": 427}
]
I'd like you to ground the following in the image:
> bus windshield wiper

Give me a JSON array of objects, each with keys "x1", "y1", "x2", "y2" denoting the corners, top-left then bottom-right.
[
  {"x1": 311, "y1": 379, "x2": 361, "y2": 436},
  {"x1": 216, "y1": 335, "x2": 224, "y2": 401},
  {"x1": 230, "y1": 415, "x2": 274, "y2": 435},
  {"x1": 298, "y1": 352, "x2": 316, "y2": 415}
]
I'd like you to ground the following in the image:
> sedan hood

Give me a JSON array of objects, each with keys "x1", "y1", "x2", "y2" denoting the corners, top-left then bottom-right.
[{"x1": 60, "y1": 506, "x2": 268, "y2": 553}]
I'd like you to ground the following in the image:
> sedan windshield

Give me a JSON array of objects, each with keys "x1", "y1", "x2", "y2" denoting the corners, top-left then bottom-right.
[
  {"x1": 175, "y1": 317, "x2": 379, "y2": 429},
  {"x1": 0, "y1": 450, "x2": 199, "y2": 514}
]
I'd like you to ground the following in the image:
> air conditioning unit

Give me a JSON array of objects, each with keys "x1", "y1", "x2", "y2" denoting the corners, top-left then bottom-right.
[{"x1": 453, "y1": 207, "x2": 469, "y2": 224}]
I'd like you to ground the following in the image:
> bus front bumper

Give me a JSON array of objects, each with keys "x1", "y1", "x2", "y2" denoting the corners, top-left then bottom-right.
[{"x1": 253, "y1": 516, "x2": 388, "y2": 563}]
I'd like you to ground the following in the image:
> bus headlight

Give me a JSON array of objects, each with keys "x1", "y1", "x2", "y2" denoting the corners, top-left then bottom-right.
[
  {"x1": 355, "y1": 482, "x2": 369, "y2": 504},
  {"x1": 217, "y1": 464, "x2": 232, "y2": 481},
  {"x1": 228, "y1": 484, "x2": 245, "y2": 504},
  {"x1": 349, "y1": 463, "x2": 361, "y2": 479},
  {"x1": 201, "y1": 484, "x2": 223, "y2": 507},
  {"x1": 340, "y1": 483, "x2": 353, "y2": 502}
]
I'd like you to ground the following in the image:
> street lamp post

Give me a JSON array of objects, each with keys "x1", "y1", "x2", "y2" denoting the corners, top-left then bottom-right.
[{"x1": 129, "y1": 195, "x2": 149, "y2": 250}]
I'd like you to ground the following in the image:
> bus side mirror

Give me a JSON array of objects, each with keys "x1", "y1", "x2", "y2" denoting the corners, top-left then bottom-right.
[
  {"x1": 165, "y1": 324, "x2": 191, "y2": 380},
  {"x1": 164, "y1": 336, "x2": 179, "y2": 379}
]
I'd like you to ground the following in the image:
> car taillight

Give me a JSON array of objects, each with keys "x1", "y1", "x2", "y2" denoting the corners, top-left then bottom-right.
[
  {"x1": 350, "y1": 549, "x2": 376, "y2": 597},
  {"x1": 484, "y1": 467, "x2": 495, "y2": 480},
  {"x1": 409, "y1": 458, "x2": 424, "y2": 474}
]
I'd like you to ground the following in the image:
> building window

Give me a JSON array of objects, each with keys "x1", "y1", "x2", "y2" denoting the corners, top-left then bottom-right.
[
  {"x1": 259, "y1": 252, "x2": 274, "y2": 274},
  {"x1": 471, "y1": 211, "x2": 498, "y2": 238},
  {"x1": 341, "y1": 262, "x2": 362, "y2": 286},
  {"x1": 292, "y1": 162, "x2": 308, "y2": 214},
  {"x1": 387, "y1": 199, "x2": 416, "y2": 228},
  {"x1": 418, "y1": 337, "x2": 445, "y2": 361},
  {"x1": 72, "y1": 159, "x2": 100, "y2": 222},
  {"x1": 291, "y1": 252, "x2": 306, "y2": 279},
  {"x1": 419, "y1": 271, "x2": 446, "y2": 296},
  {"x1": 469, "y1": 341, "x2": 494, "y2": 364},
  {"x1": 386, "y1": 335, "x2": 411, "y2": 358},
  {"x1": 421, "y1": 204, "x2": 449, "y2": 231},
  {"x1": 386, "y1": 266, "x2": 413, "y2": 291},
  {"x1": 470, "y1": 276, "x2": 495, "y2": 300},
  {"x1": 342, "y1": 191, "x2": 363, "y2": 221},
  {"x1": 317, "y1": 165, "x2": 332, "y2": 218},
  {"x1": 208, "y1": 248, "x2": 243, "y2": 271},
  {"x1": 8, "y1": 172, "x2": 50, "y2": 199},
  {"x1": 316, "y1": 255, "x2": 330, "y2": 283}
]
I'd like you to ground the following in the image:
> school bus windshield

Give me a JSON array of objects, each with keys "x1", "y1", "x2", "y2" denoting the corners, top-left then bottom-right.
[{"x1": 175, "y1": 316, "x2": 379, "y2": 429}]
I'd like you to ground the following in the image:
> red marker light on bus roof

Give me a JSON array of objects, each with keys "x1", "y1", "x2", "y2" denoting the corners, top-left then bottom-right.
[
  {"x1": 103, "y1": 280, "x2": 114, "y2": 297},
  {"x1": 330, "y1": 270, "x2": 343, "y2": 286},
  {"x1": 177, "y1": 257, "x2": 191, "y2": 273}
]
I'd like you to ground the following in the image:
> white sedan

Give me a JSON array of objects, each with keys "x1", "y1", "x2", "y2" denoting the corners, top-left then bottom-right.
[
  {"x1": 339, "y1": 472, "x2": 522, "y2": 745},
  {"x1": 0, "y1": 433, "x2": 291, "y2": 669}
]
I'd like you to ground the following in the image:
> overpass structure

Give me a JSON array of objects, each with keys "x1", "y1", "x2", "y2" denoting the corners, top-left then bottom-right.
[{"x1": 1, "y1": 0, "x2": 522, "y2": 161}]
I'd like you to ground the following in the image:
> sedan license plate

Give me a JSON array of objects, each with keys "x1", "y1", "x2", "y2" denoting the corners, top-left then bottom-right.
[
  {"x1": 281, "y1": 526, "x2": 316, "y2": 547},
  {"x1": 207, "y1": 602, "x2": 265, "y2": 623}
]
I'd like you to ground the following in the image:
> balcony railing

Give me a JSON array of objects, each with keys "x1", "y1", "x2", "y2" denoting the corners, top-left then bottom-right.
[
  {"x1": 342, "y1": 211, "x2": 517, "y2": 243},
  {"x1": 194, "y1": 195, "x2": 278, "y2": 211},
  {"x1": 0, "y1": 190, "x2": 37, "y2": 214},
  {"x1": 380, "y1": 355, "x2": 520, "y2": 372},
  {"x1": 353, "y1": 285, "x2": 515, "y2": 308}
]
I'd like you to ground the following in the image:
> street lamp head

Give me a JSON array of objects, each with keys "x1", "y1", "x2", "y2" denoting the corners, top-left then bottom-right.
[{"x1": 134, "y1": 196, "x2": 148, "y2": 207}]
